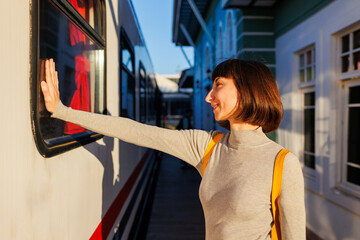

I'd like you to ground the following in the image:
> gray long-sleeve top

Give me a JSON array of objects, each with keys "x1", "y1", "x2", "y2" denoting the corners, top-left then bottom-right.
[{"x1": 52, "y1": 102, "x2": 306, "y2": 240}]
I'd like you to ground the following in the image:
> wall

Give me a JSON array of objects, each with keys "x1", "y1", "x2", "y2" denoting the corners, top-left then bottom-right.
[{"x1": 276, "y1": 0, "x2": 360, "y2": 238}]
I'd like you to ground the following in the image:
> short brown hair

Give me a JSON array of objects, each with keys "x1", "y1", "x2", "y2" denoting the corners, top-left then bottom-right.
[{"x1": 211, "y1": 59, "x2": 283, "y2": 133}]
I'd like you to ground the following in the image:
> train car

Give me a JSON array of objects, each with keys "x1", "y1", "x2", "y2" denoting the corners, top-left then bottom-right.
[{"x1": 0, "y1": 0, "x2": 161, "y2": 239}]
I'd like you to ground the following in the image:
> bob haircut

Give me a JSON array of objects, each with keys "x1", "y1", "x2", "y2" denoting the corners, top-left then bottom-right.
[{"x1": 211, "y1": 59, "x2": 283, "y2": 133}]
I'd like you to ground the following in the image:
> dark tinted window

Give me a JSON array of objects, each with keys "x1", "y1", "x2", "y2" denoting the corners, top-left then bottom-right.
[{"x1": 31, "y1": 0, "x2": 106, "y2": 157}]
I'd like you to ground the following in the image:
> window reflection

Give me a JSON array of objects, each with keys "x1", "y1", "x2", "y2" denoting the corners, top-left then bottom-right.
[
  {"x1": 121, "y1": 71, "x2": 135, "y2": 119},
  {"x1": 342, "y1": 55, "x2": 350, "y2": 73},
  {"x1": 304, "y1": 92, "x2": 315, "y2": 169},
  {"x1": 120, "y1": 32, "x2": 135, "y2": 120},
  {"x1": 347, "y1": 86, "x2": 360, "y2": 176},
  {"x1": 353, "y1": 29, "x2": 360, "y2": 50},
  {"x1": 139, "y1": 66, "x2": 147, "y2": 123},
  {"x1": 39, "y1": 0, "x2": 105, "y2": 140},
  {"x1": 67, "y1": 0, "x2": 105, "y2": 38},
  {"x1": 342, "y1": 34, "x2": 349, "y2": 53},
  {"x1": 353, "y1": 51, "x2": 360, "y2": 71},
  {"x1": 122, "y1": 49, "x2": 134, "y2": 73}
]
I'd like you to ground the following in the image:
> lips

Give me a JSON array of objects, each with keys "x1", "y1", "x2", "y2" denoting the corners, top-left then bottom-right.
[{"x1": 212, "y1": 104, "x2": 219, "y2": 111}]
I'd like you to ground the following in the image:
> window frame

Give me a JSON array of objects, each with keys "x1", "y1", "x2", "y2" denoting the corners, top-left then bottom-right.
[
  {"x1": 298, "y1": 46, "x2": 316, "y2": 87},
  {"x1": 294, "y1": 44, "x2": 319, "y2": 192},
  {"x1": 30, "y1": 0, "x2": 107, "y2": 157},
  {"x1": 139, "y1": 61, "x2": 147, "y2": 123},
  {"x1": 339, "y1": 26, "x2": 360, "y2": 80},
  {"x1": 340, "y1": 80, "x2": 360, "y2": 196},
  {"x1": 334, "y1": 26, "x2": 360, "y2": 197},
  {"x1": 302, "y1": 89, "x2": 316, "y2": 172}
]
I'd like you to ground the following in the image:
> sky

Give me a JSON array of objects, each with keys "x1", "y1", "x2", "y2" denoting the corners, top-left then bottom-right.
[{"x1": 132, "y1": 0, "x2": 194, "y2": 75}]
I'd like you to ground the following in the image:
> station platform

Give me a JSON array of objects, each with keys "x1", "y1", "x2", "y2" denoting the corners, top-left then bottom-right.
[{"x1": 145, "y1": 154, "x2": 205, "y2": 240}]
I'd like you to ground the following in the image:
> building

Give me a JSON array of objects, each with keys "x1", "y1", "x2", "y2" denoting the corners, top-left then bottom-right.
[
  {"x1": 173, "y1": 0, "x2": 360, "y2": 239},
  {"x1": 156, "y1": 73, "x2": 193, "y2": 128}
]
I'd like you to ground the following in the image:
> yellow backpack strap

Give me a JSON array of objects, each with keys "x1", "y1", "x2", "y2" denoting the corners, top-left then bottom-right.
[
  {"x1": 202, "y1": 133, "x2": 225, "y2": 176},
  {"x1": 271, "y1": 148, "x2": 290, "y2": 240}
]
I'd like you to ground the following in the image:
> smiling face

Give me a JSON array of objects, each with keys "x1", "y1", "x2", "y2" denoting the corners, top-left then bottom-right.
[{"x1": 205, "y1": 77, "x2": 239, "y2": 122}]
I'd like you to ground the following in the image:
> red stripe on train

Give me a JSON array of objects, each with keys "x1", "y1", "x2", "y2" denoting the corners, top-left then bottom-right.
[{"x1": 90, "y1": 150, "x2": 151, "y2": 240}]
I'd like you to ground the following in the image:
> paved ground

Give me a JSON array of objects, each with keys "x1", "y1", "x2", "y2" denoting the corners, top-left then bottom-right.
[{"x1": 145, "y1": 154, "x2": 205, "y2": 240}]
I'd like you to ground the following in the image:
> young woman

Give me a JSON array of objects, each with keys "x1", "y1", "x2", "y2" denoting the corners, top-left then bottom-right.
[{"x1": 41, "y1": 58, "x2": 305, "y2": 239}]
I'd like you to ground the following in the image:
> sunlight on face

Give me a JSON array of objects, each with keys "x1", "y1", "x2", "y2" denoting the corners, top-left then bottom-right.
[{"x1": 205, "y1": 77, "x2": 239, "y2": 122}]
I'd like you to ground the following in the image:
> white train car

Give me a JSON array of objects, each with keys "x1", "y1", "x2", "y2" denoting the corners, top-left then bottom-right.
[{"x1": 0, "y1": 0, "x2": 161, "y2": 239}]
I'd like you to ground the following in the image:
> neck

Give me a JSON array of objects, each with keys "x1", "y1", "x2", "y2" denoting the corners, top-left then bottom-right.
[{"x1": 230, "y1": 121, "x2": 259, "y2": 131}]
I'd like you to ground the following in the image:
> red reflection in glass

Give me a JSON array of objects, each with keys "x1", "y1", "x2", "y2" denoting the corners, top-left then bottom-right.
[
  {"x1": 64, "y1": 56, "x2": 91, "y2": 134},
  {"x1": 68, "y1": 0, "x2": 87, "y2": 19},
  {"x1": 64, "y1": 13, "x2": 91, "y2": 134}
]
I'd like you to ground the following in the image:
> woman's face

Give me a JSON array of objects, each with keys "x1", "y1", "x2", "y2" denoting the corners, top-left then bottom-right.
[{"x1": 205, "y1": 77, "x2": 239, "y2": 121}]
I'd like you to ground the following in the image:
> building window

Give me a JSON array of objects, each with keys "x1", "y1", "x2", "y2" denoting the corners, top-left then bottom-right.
[
  {"x1": 299, "y1": 47, "x2": 315, "y2": 84},
  {"x1": 216, "y1": 24, "x2": 224, "y2": 60},
  {"x1": 297, "y1": 46, "x2": 316, "y2": 170},
  {"x1": 304, "y1": 91, "x2": 316, "y2": 169},
  {"x1": 342, "y1": 83, "x2": 360, "y2": 189},
  {"x1": 30, "y1": 0, "x2": 106, "y2": 157},
  {"x1": 341, "y1": 29, "x2": 360, "y2": 73},
  {"x1": 226, "y1": 11, "x2": 233, "y2": 55},
  {"x1": 337, "y1": 27, "x2": 360, "y2": 194},
  {"x1": 120, "y1": 29, "x2": 135, "y2": 120}
]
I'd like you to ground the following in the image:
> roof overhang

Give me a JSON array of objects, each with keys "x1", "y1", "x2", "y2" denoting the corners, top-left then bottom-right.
[
  {"x1": 178, "y1": 67, "x2": 193, "y2": 89},
  {"x1": 172, "y1": 0, "x2": 211, "y2": 46},
  {"x1": 222, "y1": 0, "x2": 277, "y2": 8}
]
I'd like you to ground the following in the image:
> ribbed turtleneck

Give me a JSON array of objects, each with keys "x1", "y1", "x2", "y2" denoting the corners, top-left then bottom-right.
[{"x1": 228, "y1": 127, "x2": 271, "y2": 149}]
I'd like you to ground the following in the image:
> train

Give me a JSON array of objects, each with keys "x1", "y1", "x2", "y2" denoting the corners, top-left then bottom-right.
[{"x1": 0, "y1": 0, "x2": 162, "y2": 239}]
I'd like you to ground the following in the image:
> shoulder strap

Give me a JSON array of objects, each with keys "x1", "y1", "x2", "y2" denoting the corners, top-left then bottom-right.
[
  {"x1": 202, "y1": 133, "x2": 225, "y2": 176},
  {"x1": 271, "y1": 148, "x2": 290, "y2": 240}
]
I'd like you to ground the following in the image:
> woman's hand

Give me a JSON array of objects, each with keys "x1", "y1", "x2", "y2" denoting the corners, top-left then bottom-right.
[{"x1": 41, "y1": 59, "x2": 60, "y2": 114}]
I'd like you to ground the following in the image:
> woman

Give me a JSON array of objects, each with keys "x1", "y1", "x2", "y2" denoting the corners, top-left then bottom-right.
[{"x1": 41, "y1": 58, "x2": 305, "y2": 239}]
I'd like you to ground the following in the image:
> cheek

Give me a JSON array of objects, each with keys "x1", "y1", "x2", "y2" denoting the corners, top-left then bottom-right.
[{"x1": 228, "y1": 91, "x2": 239, "y2": 109}]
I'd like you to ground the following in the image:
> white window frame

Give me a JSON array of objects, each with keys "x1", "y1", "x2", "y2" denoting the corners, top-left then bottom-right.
[
  {"x1": 321, "y1": 22, "x2": 360, "y2": 215},
  {"x1": 302, "y1": 89, "x2": 316, "y2": 172},
  {"x1": 334, "y1": 26, "x2": 360, "y2": 198},
  {"x1": 339, "y1": 26, "x2": 360, "y2": 80},
  {"x1": 298, "y1": 46, "x2": 316, "y2": 88},
  {"x1": 294, "y1": 44, "x2": 319, "y2": 192},
  {"x1": 339, "y1": 80, "x2": 360, "y2": 197}
]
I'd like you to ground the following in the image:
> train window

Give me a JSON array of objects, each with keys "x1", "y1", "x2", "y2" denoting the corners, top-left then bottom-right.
[
  {"x1": 139, "y1": 63, "x2": 147, "y2": 123},
  {"x1": 30, "y1": 0, "x2": 106, "y2": 157},
  {"x1": 120, "y1": 29, "x2": 135, "y2": 119},
  {"x1": 147, "y1": 76, "x2": 157, "y2": 124}
]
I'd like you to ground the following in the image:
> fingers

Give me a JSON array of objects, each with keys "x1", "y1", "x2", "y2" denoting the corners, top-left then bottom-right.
[
  {"x1": 51, "y1": 59, "x2": 56, "y2": 86},
  {"x1": 45, "y1": 59, "x2": 52, "y2": 86},
  {"x1": 55, "y1": 71, "x2": 59, "y2": 90}
]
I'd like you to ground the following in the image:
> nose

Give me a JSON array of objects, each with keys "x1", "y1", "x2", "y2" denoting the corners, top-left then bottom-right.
[{"x1": 205, "y1": 89, "x2": 213, "y2": 103}]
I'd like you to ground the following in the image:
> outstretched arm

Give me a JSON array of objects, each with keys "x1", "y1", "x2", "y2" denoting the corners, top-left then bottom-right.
[{"x1": 40, "y1": 59, "x2": 213, "y2": 170}]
